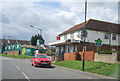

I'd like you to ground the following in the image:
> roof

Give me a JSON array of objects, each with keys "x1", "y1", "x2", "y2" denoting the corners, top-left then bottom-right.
[
  {"x1": 0, "y1": 39, "x2": 30, "y2": 45},
  {"x1": 21, "y1": 45, "x2": 37, "y2": 49},
  {"x1": 59, "y1": 19, "x2": 120, "y2": 35}
]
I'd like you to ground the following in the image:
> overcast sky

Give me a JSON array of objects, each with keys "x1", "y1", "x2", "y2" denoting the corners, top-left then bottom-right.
[{"x1": 0, "y1": 0, "x2": 119, "y2": 45}]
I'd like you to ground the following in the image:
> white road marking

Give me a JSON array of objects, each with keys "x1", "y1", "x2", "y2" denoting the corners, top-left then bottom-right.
[
  {"x1": 16, "y1": 66, "x2": 20, "y2": 71},
  {"x1": 15, "y1": 65, "x2": 30, "y2": 81},
  {"x1": 21, "y1": 72, "x2": 30, "y2": 80}
]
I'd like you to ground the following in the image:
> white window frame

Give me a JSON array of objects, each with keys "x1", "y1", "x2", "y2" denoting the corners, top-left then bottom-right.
[
  {"x1": 65, "y1": 45, "x2": 68, "y2": 53},
  {"x1": 69, "y1": 45, "x2": 74, "y2": 52},
  {"x1": 64, "y1": 34, "x2": 67, "y2": 40},
  {"x1": 75, "y1": 45, "x2": 78, "y2": 52},
  {"x1": 112, "y1": 34, "x2": 116, "y2": 40},
  {"x1": 70, "y1": 32, "x2": 74, "y2": 39},
  {"x1": 104, "y1": 33, "x2": 110, "y2": 39}
]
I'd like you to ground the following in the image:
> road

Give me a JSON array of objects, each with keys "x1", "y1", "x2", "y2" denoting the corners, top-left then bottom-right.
[{"x1": 1, "y1": 56, "x2": 116, "y2": 81}]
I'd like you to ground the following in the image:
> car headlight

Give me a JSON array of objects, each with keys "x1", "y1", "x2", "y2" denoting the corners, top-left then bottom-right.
[{"x1": 35, "y1": 60, "x2": 41, "y2": 62}]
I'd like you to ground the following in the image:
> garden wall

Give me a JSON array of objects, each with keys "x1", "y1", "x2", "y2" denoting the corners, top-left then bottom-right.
[
  {"x1": 3, "y1": 51, "x2": 20, "y2": 55},
  {"x1": 64, "y1": 51, "x2": 94, "y2": 61},
  {"x1": 94, "y1": 53, "x2": 120, "y2": 63}
]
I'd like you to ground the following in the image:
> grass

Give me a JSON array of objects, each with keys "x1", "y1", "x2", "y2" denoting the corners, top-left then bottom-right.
[
  {"x1": 52, "y1": 60, "x2": 119, "y2": 78},
  {"x1": 0, "y1": 54, "x2": 32, "y2": 59}
]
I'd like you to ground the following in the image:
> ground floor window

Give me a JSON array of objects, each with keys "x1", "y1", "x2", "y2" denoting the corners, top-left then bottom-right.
[
  {"x1": 75, "y1": 45, "x2": 78, "y2": 52},
  {"x1": 65, "y1": 45, "x2": 68, "y2": 53},
  {"x1": 69, "y1": 45, "x2": 74, "y2": 52}
]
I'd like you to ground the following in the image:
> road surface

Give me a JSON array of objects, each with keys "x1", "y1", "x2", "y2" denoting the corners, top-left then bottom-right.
[{"x1": 1, "y1": 56, "x2": 116, "y2": 81}]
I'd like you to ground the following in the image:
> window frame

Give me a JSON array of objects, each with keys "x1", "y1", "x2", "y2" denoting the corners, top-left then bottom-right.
[
  {"x1": 112, "y1": 34, "x2": 116, "y2": 40},
  {"x1": 70, "y1": 32, "x2": 74, "y2": 39},
  {"x1": 69, "y1": 45, "x2": 74, "y2": 53},
  {"x1": 65, "y1": 45, "x2": 69, "y2": 53},
  {"x1": 104, "y1": 33, "x2": 110, "y2": 39},
  {"x1": 64, "y1": 34, "x2": 67, "y2": 40}
]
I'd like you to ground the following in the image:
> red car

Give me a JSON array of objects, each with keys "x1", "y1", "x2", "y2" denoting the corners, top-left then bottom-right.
[{"x1": 31, "y1": 53, "x2": 51, "y2": 67}]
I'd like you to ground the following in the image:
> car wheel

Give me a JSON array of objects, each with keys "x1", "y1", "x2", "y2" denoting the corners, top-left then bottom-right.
[{"x1": 33, "y1": 62, "x2": 37, "y2": 67}]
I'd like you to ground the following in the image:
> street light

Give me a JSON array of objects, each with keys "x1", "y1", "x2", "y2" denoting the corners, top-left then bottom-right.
[{"x1": 30, "y1": 25, "x2": 42, "y2": 36}]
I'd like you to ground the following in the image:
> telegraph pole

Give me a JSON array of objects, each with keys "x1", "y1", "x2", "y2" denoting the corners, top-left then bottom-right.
[{"x1": 82, "y1": 0, "x2": 88, "y2": 71}]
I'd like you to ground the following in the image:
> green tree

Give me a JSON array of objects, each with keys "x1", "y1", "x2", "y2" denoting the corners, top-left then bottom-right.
[
  {"x1": 30, "y1": 34, "x2": 45, "y2": 45},
  {"x1": 45, "y1": 49, "x2": 52, "y2": 55}
]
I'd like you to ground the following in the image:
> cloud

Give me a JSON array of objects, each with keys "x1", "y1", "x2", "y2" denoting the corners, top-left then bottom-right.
[
  {"x1": 1, "y1": 2, "x2": 80, "y2": 44},
  {"x1": 1, "y1": 1, "x2": 119, "y2": 45}
]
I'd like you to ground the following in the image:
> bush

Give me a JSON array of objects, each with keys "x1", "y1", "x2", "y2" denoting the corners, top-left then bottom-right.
[
  {"x1": 98, "y1": 50, "x2": 113, "y2": 54},
  {"x1": 1, "y1": 54, "x2": 32, "y2": 59}
]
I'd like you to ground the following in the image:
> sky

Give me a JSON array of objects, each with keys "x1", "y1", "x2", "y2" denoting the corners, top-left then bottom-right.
[{"x1": 0, "y1": 0, "x2": 119, "y2": 45}]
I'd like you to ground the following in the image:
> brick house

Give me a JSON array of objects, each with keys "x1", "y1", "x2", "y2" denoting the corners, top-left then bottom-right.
[{"x1": 49, "y1": 19, "x2": 120, "y2": 61}]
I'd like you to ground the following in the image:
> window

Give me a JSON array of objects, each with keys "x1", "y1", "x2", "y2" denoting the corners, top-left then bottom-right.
[
  {"x1": 60, "y1": 46, "x2": 64, "y2": 52},
  {"x1": 12, "y1": 45, "x2": 15, "y2": 49},
  {"x1": 78, "y1": 30, "x2": 82, "y2": 38},
  {"x1": 69, "y1": 45, "x2": 74, "y2": 52},
  {"x1": 65, "y1": 45, "x2": 68, "y2": 53},
  {"x1": 64, "y1": 34, "x2": 67, "y2": 40},
  {"x1": 70, "y1": 32, "x2": 74, "y2": 38},
  {"x1": 104, "y1": 33, "x2": 110, "y2": 39},
  {"x1": 75, "y1": 45, "x2": 78, "y2": 52},
  {"x1": 17, "y1": 44, "x2": 19, "y2": 49},
  {"x1": 112, "y1": 34, "x2": 116, "y2": 40},
  {"x1": 8, "y1": 46, "x2": 10, "y2": 49},
  {"x1": 5, "y1": 46, "x2": 7, "y2": 50}
]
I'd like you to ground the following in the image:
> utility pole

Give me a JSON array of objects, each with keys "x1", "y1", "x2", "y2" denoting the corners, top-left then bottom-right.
[{"x1": 82, "y1": 0, "x2": 88, "y2": 71}]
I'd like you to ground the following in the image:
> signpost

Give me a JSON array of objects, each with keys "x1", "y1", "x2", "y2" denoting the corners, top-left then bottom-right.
[
  {"x1": 81, "y1": 0, "x2": 88, "y2": 71},
  {"x1": 95, "y1": 38, "x2": 102, "y2": 47},
  {"x1": 95, "y1": 38, "x2": 102, "y2": 52}
]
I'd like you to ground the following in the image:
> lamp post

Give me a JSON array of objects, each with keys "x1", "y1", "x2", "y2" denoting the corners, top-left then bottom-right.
[{"x1": 30, "y1": 25, "x2": 42, "y2": 36}]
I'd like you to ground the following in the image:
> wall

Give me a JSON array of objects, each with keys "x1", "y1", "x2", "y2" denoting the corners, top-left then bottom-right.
[
  {"x1": 64, "y1": 51, "x2": 94, "y2": 61},
  {"x1": 94, "y1": 53, "x2": 120, "y2": 63},
  {"x1": 59, "y1": 29, "x2": 119, "y2": 46},
  {"x1": 3, "y1": 51, "x2": 20, "y2": 55}
]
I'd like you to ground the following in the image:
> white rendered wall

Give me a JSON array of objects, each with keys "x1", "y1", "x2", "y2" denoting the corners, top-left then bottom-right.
[{"x1": 59, "y1": 29, "x2": 119, "y2": 46}]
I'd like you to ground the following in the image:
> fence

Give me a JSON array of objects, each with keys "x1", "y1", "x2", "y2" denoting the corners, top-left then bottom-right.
[{"x1": 64, "y1": 51, "x2": 94, "y2": 61}]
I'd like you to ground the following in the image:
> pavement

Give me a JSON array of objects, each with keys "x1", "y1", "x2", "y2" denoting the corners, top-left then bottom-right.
[{"x1": 0, "y1": 56, "x2": 118, "y2": 81}]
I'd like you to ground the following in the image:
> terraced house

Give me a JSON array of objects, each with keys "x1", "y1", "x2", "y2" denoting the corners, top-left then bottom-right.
[{"x1": 49, "y1": 19, "x2": 120, "y2": 61}]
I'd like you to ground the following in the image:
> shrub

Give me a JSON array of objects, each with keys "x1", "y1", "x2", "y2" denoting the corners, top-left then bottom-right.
[{"x1": 98, "y1": 50, "x2": 113, "y2": 54}]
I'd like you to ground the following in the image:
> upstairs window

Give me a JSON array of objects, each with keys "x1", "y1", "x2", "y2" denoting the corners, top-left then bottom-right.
[
  {"x1": 70, "y1": 32, "x2": 74, "y2": 39},
  {"x1": 112, "y1": 34, "x2": 116, "y2": 40},
  {"x1": 64, "y1": 34, "x2": 67, "y2": 40},
  {"x1": 104, "y1": 33, "x2": 110, "y2": 39}
]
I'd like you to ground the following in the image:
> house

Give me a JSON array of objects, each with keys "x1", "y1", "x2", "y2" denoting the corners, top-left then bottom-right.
[
  {"x1": 0, "y1": 39, "x2": 30, "y2": 54},
  {"x1": 49, "y1": 19, "x2": 120, "y2": 61}
]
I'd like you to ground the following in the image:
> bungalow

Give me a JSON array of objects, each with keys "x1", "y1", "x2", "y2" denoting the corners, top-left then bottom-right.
[{"x1": 49, "y1": 19, "x2": 120, "y2": 61}]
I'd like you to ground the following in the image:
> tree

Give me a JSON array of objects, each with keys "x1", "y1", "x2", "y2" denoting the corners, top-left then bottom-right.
[
  {"x1": 45, "y1": 49, "x2": 52, "y2": 55},
  {"x1": 30, "y1": 34, "x2": 45, "y2": 45}
]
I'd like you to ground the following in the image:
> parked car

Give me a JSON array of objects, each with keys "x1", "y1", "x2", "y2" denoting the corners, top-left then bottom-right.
[{"x1": 31, "y1": 53, "x2": 51, "y2": 67}]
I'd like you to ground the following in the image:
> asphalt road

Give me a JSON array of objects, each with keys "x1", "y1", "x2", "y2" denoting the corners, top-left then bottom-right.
[{"x1": 1, "y1": 56, "x2": 116, "y2": 80}]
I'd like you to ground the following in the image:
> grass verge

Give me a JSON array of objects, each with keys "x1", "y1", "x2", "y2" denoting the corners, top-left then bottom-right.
[
  {"x1": 0, "y1": 54, "x2": 32, "y2": 59},
  {"x1": 52, "y1": 60, "x2": 119, "y2": 78}
]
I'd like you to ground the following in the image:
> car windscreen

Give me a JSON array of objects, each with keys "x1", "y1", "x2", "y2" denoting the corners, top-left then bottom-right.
[{"x1": 35, "y1": 55, "x2": 48, "y2": 58}]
